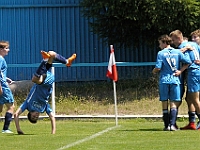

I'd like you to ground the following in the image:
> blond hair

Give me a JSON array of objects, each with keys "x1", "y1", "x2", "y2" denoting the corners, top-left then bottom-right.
[
  {"x1": 190, "y1": 29, "x2": 200, "y2": 37},
  {"x1": 169, "y1": 30, "x2": 183, "y2": 39},
  {"x1": 0, "y1": 41, "x2": 9, "y2": 49}
]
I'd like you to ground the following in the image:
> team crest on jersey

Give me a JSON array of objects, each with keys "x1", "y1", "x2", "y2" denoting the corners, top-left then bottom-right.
[{"x1": 32, "y1": 101, "x2": 43, "y2": 110}]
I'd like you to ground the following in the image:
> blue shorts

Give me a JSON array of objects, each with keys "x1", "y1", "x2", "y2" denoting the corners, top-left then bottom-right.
[
  {"x1": 187, "y1": 75, "x2": 200, "y2": 92},
  {"x1": 159, "y1": 83, "x2": 181, "y2": 101},
  {"x1": 0, "y1": 88, "x2": 14, "y2": 104}
]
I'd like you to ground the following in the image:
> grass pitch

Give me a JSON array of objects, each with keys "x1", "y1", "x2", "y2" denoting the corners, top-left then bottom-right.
[{"x1": 1, "y1": 119, "x2": 200, "y2": 150}]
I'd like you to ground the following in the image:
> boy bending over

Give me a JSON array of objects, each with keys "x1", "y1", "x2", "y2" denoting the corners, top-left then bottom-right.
[{"x1": 14, "y1": 51, "x2": 76, "y2": 134}]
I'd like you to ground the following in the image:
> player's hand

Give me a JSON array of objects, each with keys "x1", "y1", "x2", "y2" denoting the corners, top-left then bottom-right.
[
  {"x1": 173, "y1": 70, "x2": 181, "y2": 76},
  {"x1": 152, "y1": 68, "x2": 159, "y2": 74},
  {"x1": 6, "y1": 78, "x2": 14, "y2": 84},
  {"x1": 194, "y1": 60, "x2": 200, "y2": 65},
  {"x1": 185, "y1": 45, "x2": 194, "y2": 51},
  {"x1": 17, "y1": 130, "x2": 24, "y2": 135}
]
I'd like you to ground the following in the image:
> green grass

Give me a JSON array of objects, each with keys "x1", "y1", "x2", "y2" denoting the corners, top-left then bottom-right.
[
  {"x1": 1, "y1": 119, "x2": 200, "y2": 150},
  {"x1": 0, "y1": 79, "x2": 193, "y2": 149}
]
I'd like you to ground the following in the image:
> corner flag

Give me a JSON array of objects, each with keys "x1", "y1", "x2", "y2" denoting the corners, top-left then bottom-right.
[
  {"x1": 106, "y1": 45, "x2": 118, "y2": 82},
  {"x1": 106, "y1": 45, "x2": 118, "y2": 126}
]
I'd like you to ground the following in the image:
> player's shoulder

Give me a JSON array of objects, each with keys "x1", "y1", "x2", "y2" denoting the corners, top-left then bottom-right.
[
  {"x1": 187, "y1": 41, "x2": 198, "y2": 47},
  {"x1": 173, "y1": 50, "x2": 182, "y2": 55},
  {"x1": 0, "y1": 55, "x2": 4, "y2": 60}
]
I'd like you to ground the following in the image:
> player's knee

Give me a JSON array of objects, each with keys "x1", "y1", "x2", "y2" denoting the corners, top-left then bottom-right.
[
  {"x1": 48, "y1": 51, "x2": 57, "y2": 58},
  {"x1": 32, "y1": 75, "x2": 38, "y2": 83},
  {"x1": 32, "y1": 75, "x2": 43, "y2": 84},
  {"x1": 5, "y1": 103, "x2": 15, "y2": 113},
  {"x1": 10, "y1": 105, "x2": 15, "y2": 112}
]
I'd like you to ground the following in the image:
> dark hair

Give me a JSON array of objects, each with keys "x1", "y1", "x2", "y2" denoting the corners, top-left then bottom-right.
[
  {"x1": 27, "y1": 112, "x2": 37, "y2": 124},
  {"x1": 158, "y1": 34, "x2": 172, "y2": 45}
]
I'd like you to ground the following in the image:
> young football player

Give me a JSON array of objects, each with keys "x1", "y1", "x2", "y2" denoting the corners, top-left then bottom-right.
[
  {"x1": 14, "y1": 51, "x2": 76, "y2": 134},
  {"x1": 153, "y1": 34, "x2": 191, "y2": 131}
]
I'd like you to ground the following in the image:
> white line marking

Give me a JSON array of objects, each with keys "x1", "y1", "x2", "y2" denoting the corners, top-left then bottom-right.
[{"x1": 57, "y1": 125, "x2": 120, "y2": 150}]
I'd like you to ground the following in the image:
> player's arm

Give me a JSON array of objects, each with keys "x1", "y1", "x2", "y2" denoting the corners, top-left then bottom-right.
[
  {"x1": 0, "y1": 82, "x2": 2, "y2": 95},
  {"x1": 195, "y1": 60, "x2": 200, "y2": 64},
  {"x1": 174, "y1": 64, "x2": 190, "y2": 76},
  {"x1": 194, "y1": 45, "x2": 200, "y2": 65},
  {"x1": 6, "y1": 77, "x2": 13, "y2": 84},
  {"x1": 153, "y1": 52, "x2": 162, "y2": 74},
  {"x1": 180, "y1": 45, "x2": 194, "y2": 53},
  {"x1": 152, "y1": 68, "x2": 160, "y2": 74},
  {"x1": 14, "y1": 108, "x2": 24, "y2": 134},
  {"x1": 48, "y1": 112, "x2": 56, "y2": 134}
]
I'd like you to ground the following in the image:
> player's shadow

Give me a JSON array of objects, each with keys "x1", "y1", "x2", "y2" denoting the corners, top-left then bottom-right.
[
  {"x1": 139, "y1": 128, "x2": 163, "y2": 131},
  {"x1": 2, "y1": 133, "x2": 35, "y2": 136},
  {"x1": 119, "y1": 128, "x2": 163, "y2": 132},
  {"x1": 14, "y1": 133, "x2": 35, "y2": 136}
]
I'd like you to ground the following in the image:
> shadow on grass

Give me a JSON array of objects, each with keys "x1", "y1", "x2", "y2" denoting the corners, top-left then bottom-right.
[
  {"x1": 119, "y1": 128, "x2": 163, "y2": 132},
  {"x1": 13, "y1": 133, "x2": 35, "y2": 136},
  {"x1": 139, "y1": 128, "x2": 163, "y2": 131}
]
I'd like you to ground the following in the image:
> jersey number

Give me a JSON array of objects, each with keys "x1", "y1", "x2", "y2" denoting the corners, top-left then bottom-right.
[{"x1": 166, "y1": 58, "x2": 176, "y2": 71}]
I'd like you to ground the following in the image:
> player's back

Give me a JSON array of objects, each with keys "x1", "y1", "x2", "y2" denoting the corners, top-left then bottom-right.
[
  {"x1": 179, "y1": 41, "x2": 200, "y2": 73},
  {"x1": 157, "y1": 47, "x2": 189, "y2": 84},
  {"x1": 159, "y1": 48, "x2": 182, "y2": 74},
  {"x1": 0, "y1": 56, "x2": 7, "y2": 81},
  {"x1": 0, "y1": 56, "x2": 10, "y2": 89}
]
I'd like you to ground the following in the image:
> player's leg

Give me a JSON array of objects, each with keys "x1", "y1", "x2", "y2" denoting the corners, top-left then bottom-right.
[
  {"x1": 0, "y1": 104, "x2": 3, "y2": 113},
  {"x1": 191, "y1": 92, "x2": 200, "y2": 130},
  {"x1": 161, "y1": 101, "x2": 169, "y2": 131},
  {"x1": 32, "y1": 60, "x2": 48, "y2": 84},
  {"x1": 180, "y1": 93, "x2": 196, "y2": 130},
  {"x1": 169, "y1": 101, "x2": 180, "y2": 131},
  {"x1": 41, "y1": 50, "x2": 76, "y2": 67},
  {"x1": 32, "y1": 52, "x2": 55, "y2": 84},
  {"x1": 159, "y1": 84, "x2": 170, "y2": 131},
  {"x1": 2, "y1": 102, "x2": 14, "y2": 133},
  {"x1": 180, "y1": 75, "x2": 199, "y2": 130},
  {"x1": 190, "y1": 76, "x2": 200, "y2": 130},
  {"x1": 168, "y1": 84, "x2": 182, "y2": 131}
]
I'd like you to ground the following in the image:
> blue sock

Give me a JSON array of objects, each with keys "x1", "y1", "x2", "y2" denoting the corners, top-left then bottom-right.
[
  {"x1": 189, "y1": 111, "x2": 196, "y2": 123},
  {"x1": 34, "y1": 61, "x2": 48, "y2": 77},
  {"x1": 3, "y1": 112, "x2": 12, "y2": 130},
  {"x1": 46, "y1": 63, "x2": 52, "y2": 70},
  {"x1": 162, "y1": 109, "x2": 169, "y2": 128},
  {"x1": 55, "y1": 54, "x2": 67, "y2": 64},
  {"x1": 170, "y1": 108, "x2": 177, "y2": 126},
  {"x1": 196, "y1": 113, "x2": 200, "y2": 121}
]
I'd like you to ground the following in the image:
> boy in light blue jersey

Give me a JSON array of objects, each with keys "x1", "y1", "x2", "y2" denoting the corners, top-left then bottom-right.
[
  {"x1": 170, "y1": 30, "x2": 200, "y2": 130},
  {"x1": 0, "y1": 41, "x2": 15, "y2": 134},
  {"x1": 153, "y1": 35, "x2": 191, "y2": 131},
  {"x1": 14, "y1": 51, "x2": 76, "y2": 134}
]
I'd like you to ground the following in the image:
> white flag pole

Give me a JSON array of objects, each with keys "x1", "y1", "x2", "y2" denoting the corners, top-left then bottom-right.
[
  {"x1": 108, "y1": 45, "x2": 118, "y2": 126},
  {"x1": 113, "y1": 80, "x2": 118, "y2": 126}
]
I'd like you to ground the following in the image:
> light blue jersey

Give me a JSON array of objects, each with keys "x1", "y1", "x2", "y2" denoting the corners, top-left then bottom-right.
[
  {"x1": 178, "y1": 41, "x2": 200, "y2": 92},
  {"x1": 0, "y1": 56, "x2": 14, "y2": 104},
  {"x1": 155, "y1": 47, "x2": 191, "y2": 84},
  {"x1": 178, "y1": 41, "x2": 200, "y2": 75},
  {"x1": 20, "y1": 71, "x2": 54, "y2": 115}
]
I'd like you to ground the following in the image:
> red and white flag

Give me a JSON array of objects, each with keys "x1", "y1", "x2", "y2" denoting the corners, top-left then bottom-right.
[{"x1": 106, "y1": 45, "x2": 118, "y2": 82}]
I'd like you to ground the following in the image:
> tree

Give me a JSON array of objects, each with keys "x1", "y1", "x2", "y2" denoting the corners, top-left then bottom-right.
[{"x1": 80, "y1": 0, "x2": 200, "y2": 48}]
